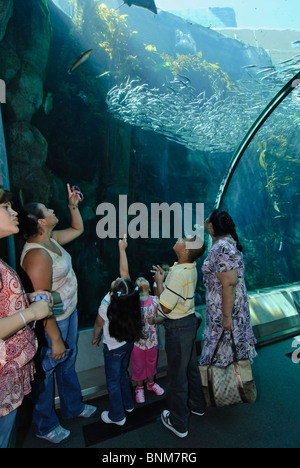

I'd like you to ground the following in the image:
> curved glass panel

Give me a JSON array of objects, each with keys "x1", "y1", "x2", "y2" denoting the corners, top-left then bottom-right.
[
  {"x1": 221, "y1": 91, "x2": 300, "y2": 339},
  {"x1": 222, "y1": 94, "x2": 300, "y2": 290}
]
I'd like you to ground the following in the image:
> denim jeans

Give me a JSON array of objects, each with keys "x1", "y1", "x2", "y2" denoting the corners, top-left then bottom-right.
[
  {"x1": 0, "y1": 409, "x2": 17, "y2": 448},
  {"x1": 164, "y1": 314, "x2": 206, "y2": 433},
  {"x1": 32, "y1": 309, "x2": 84, "y2": 436},
  {"x1": 103, "y1": 342, "x2": 134, "y2": 422}
]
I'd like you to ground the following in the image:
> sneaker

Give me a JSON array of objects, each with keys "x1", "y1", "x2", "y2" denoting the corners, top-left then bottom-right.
[
  {"x1": 161, "y1": 410, "x2": 188, "y2": 438},
  {"x1": 125, "y1": 407, "x2": 134, "y2": 413},
  {"x1": 135, "y1": 386, "x2": 145, "y2": 403},
  {"x1": 36, "y1": 425, "x2": 70, "y2": 444},
  {"x1": 101, "y1": 411, "x2": 126, "y2": 426},
  {"x1": 191, "y1": 410, "x2": 205, "y2": 416},
  {"x1": 78, "y1": 404, "x2": 97, "y2": 418},
  {"x1": 147, "y1": 382, "x2": 165, "y2": 396}
]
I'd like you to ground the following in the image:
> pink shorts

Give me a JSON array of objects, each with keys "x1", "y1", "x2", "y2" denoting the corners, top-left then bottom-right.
[{"x1": 131, "y1": 346, "x2": 158, "y2": 382}]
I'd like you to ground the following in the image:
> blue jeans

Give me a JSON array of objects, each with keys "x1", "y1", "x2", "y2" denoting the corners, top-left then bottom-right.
[
  {"x1": 103, "y1": 342, "x2": 134, "y2": 422},
  {"x1": 0, "y1": 409, "x2": 17, "y2": 448},
  {"x1": 32, "y1": 309, "x2": 84, "y2": 436},
  {"x1": 164, "y1": 314, "x2": 207, "y2": 433}
]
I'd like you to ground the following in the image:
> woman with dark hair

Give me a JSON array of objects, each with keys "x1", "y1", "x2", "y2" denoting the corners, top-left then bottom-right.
[
  {"x1": 92, "y1": 241, "x2": 143, "y2": 426},
  {"x1": 0, "y1": 188, "x2": 51, "y2": 448},
  {"x1": 199, "y1": 209, "x2": 257, "y2": 368},
  {"x1": 18, "y1": 184, "x2": 96, "y2": 444}
]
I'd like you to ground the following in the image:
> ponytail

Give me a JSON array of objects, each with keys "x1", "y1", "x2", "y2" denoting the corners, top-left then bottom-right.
[
  {"x1": 18, "y1": 203, "x2": 45, "y2": 240},
  {"x1": 108, "y1": 278, "x2": 143, "y2": 343},
  {"x1": 230, "y1": 226, "x2": 243, "y2": 252},
  {"x1": 209, "y1": 209, "x2": 243, "y2": 252}
]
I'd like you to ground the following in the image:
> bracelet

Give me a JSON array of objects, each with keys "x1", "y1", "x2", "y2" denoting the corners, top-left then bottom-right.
[{"x1": 18, "y1": 311, "x2": 29, "y2": 330}]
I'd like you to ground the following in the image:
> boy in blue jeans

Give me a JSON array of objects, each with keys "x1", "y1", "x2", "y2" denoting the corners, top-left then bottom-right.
[{"x1": 157, "y1": 236, "x2": 206, "y2": 438}]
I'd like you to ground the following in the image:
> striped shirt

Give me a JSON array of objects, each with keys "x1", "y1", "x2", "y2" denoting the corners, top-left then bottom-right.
[{"x1": 158, "y1": 262, "x2": 197, "y2": 320}]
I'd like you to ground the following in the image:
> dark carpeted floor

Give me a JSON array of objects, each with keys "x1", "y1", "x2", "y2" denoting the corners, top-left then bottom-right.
[{"x1": 15, "y1": 336, "x2": 300, "y2": 449}]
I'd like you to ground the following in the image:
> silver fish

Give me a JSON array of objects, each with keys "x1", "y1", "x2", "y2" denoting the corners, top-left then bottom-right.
[
  {"x1": 68, "y1": 49, "x2": 93, "y2": 74},
  {"x1": 43, "y1": 92, "x2": 53, "y2": 115},
  {"x1": 105, "y1": 53, "x2": 300, "y2": 153}
]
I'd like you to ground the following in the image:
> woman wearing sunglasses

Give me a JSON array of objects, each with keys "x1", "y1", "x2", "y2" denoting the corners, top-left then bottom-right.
[
  {"x1": 0, "y1": 187, "x2": 52, "y2": 448},
  {"x1": 18, "y1": 183, "x2": 96, "y2": 444}
]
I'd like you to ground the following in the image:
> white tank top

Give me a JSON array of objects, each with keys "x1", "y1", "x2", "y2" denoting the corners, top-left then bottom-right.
[{"x1": 20, "y1": 239, "x2": 78, "y2": 321}]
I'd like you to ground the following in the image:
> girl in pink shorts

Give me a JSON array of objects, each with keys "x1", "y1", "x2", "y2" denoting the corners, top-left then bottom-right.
[{"x1": 131, "y1": 277, "x2": 165, "y2": 403}]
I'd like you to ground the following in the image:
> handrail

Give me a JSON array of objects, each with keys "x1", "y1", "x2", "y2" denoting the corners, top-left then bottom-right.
[{"x1": 215, "y1": 71, "x2": 300, "y2": 209}]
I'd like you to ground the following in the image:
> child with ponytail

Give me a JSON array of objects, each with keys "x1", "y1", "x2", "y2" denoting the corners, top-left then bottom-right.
[{"x1": 92, "y1": 240, "x2": 143, "y2": 426}]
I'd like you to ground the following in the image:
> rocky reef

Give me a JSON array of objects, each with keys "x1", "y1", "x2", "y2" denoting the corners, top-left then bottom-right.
[{"x1": 0, "y1": 0, "x2": 52, "y2": 201}]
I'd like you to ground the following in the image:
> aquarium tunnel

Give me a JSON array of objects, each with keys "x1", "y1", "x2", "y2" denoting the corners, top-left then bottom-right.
[{"x1": 0, "y1": 0, "x2": 299, "y2": 397}]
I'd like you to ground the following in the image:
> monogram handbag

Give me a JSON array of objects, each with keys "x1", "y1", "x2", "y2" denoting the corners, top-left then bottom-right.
[{"x1": 199, "y1": 331, "x2": 257, "y2": 408}]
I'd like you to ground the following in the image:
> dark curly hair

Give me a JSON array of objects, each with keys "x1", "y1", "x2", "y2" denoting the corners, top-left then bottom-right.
[
  {"x1": 107, "y1": 278, "x2": 143, "y2": 343},
  {"x1": 17, "y1": 203, "x2": 45, "y2": 240},
  {"x1": 208, "y1": 209, "x2": 243, "y2": 252}
]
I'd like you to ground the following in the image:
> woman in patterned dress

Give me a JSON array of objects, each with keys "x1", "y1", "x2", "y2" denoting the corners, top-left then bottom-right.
[
  {"x1": 199, "y1": 209, "x2": 257, "y2": 368},
  {"x1": 0, "y1": 188, "x2": 51, "y2": 448}
]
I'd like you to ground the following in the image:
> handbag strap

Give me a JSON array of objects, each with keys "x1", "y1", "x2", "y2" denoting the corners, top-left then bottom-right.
[
  {"x1": 232, "y1": 361, "x2": 249, "y2": 403},
  {"x1": 210, "y1": 330, "x2": 238, "y2": 366},
  {"x1": 208, "y1": 330, "x2": 250, "y2": 405}
]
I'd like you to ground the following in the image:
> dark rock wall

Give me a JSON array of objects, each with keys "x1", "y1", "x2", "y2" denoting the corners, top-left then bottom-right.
[{"x1": 0, "y1": 0, "x2": 52, "y2": 202}]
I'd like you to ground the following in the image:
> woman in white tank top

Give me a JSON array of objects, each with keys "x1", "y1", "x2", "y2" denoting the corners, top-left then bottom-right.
[{"x1": 19, "y1": 184, "x2": 96, "y2": 444}]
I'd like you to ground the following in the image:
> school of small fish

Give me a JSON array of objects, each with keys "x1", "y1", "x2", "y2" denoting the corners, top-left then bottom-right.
[{"x1": 106, "y1": 55, "x2": 300, "y2": 153}]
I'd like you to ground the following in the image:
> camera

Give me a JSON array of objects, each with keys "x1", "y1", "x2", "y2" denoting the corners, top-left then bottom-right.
[{"x1": 34, "y1": 294, "x2": 48, "y2": 302}]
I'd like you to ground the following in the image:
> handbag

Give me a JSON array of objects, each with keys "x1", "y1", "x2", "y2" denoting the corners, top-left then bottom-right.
[{"x1": 199, "y1": 331, "x2": 257, "y2": 408}]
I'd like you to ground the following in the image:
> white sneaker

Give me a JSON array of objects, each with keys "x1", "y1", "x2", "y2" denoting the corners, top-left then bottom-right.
[
  {"x1": 78, "y1": 404, "x2": 97, "y2": 418},
  {"x1": 101, "y1": 411, "x2": 126, "y2": 426},
  {"x1": 36, "y1": 425, "x2": 70, "y2": 444}
]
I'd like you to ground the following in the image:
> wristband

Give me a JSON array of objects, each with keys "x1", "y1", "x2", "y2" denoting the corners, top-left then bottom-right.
[{"x1": 18, "y1": 311, "x2": 29, "y2": 330}]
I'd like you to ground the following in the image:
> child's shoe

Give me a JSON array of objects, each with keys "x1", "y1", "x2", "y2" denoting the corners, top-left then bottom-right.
[
  {"x1": 36, "y1": 425, "x2": 70, "y2": 444},
  {"x1": 147, "y1": 381, "x2": 165, "y2": 396},
  {"x1": 101, "y1": 411, "x2": 126, "y2": 426},
  {"x1": 78, "y1": 404, "x2": 97, "y2": 418},
  {"x1": 135, "y1": 386, "x2": 145, "y2": 403}
]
